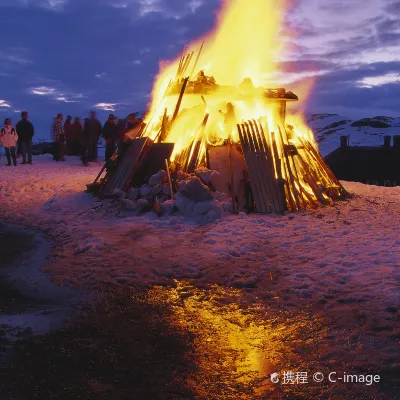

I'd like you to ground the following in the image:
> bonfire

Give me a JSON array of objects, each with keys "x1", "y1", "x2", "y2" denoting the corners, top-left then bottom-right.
[{"x1": 91, "y1": 0, "x2": 349, "y2": 214}]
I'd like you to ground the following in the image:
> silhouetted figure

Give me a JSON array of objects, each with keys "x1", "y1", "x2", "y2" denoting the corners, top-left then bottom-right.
[
  {"x1": 0, "y1": 118, "x2": 18, "y2": 166},
  {"x1": 84, "y1": 111, "x2": 102, "y2": 162},
  {"x1": 102, "y1": 114, "x2": 118, "y2": 162},
  {"x1": 16, "y1": 111, "x2": 34, "y2": 164},
  {"x1": 64, "y1": 115, "x2": 74, "y2": 156},
  {"x1": 73, "y1": 117, "x2": 87, "y2": 166},
  {"x1": 53, "y1": 113, "x2": 65, "y2": 161}
]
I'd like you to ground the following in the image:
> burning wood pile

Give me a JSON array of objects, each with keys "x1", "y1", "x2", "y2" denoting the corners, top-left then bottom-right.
[{"x1": 88, "y1": 0, "x2": 349, "y2": 216}]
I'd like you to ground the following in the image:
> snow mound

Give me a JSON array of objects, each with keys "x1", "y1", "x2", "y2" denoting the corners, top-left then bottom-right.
[{"x1": 118, "y1": 169, "x2": 230, "y2": 224}]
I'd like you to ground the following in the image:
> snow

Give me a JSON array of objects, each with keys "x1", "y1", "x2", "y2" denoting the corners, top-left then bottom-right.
[
  {"x1": 0, "y1": 154, "x2": 397, "y2": 305},
  {"x1": 306, "y1": 113, "x2": 400, "y2": 156},
  {"x1": 0, "y1": 154, "x2": 399, "y2": 378}
]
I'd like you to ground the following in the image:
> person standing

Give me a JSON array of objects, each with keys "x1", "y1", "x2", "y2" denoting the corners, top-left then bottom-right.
[
  {"x1": 53, "y1": 113, "x2": 65, "y2": 161},
  {"x1": 102, "y1": 114, "x2": 118, "y2": 162},
  {"x1": 0, "y1": 118, "x2": 18, "y2": 166},
  {"x1": 16, "y1": 111, "x2": 34, "y2": 164},
  {"x1": 84, "y1": 111, "x2": 102, "y2": 162},
  {"x1": 64, "y1": 115, "x2": 74, "y2": 156},
  {"x1": 73, "y1": 117, "x2": 88, "y2": 166}
]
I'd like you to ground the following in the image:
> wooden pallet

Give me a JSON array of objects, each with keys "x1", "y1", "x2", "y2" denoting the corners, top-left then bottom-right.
[
  {"x1": 101, "y1": 137, "x2": 150, "y2": 197},
  {"x1": 238, "y1": 120, "x2": 286, "y2": 213}
]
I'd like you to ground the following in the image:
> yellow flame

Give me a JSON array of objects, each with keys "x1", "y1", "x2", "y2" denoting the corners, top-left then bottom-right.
[{"x1": 141, "y1": 0, "x2": 320, "y2": 200}]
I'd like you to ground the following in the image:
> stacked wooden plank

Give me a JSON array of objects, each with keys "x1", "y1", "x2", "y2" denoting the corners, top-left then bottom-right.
[
  {"x1": 238, "y1": 120, "x2": 286, "y2": 213},
  {"x1": 238, "y1": 119, "x2": 349, "y2": 213},
  {"x1": 101, "y1": 138, "x2": 151, "y2": 197}
]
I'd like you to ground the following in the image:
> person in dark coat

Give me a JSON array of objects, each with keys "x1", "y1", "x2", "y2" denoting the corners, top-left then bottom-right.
[
  {"x1": 73, "y1": 117, "x2": 87, "y2": 166},
  {"x1": 64, "y1": 115, "x2": 74, "y2": 156},
  {"x1": 84, "y1": 111, "x2": 102, "y2": 162},
  {"x1": 53, "y1": 113, "x2": 65, "y2": 161},
  {"x1": 16, "y1": 111, "x2": 34, "y2": 164},
  {"x1": 102, "y1": 114, "x2": 118, "y2": 162}
]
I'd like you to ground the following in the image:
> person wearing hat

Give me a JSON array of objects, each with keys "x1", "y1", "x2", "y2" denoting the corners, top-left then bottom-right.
[
  {"x1": 102, "y1": 113, "x2": 118, "y2": 162},
  {"x1": 16, "y1": 111, "x2": 34, "y2": 164}
]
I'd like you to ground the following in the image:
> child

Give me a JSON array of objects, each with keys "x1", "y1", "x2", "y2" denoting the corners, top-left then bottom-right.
[{"x1": 0, "y1": 118, "x2": 18, "y2": 166}]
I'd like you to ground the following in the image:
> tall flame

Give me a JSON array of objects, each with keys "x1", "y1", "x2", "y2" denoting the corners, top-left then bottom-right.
[{"x1": 132, "y1": 0, "x2": 346, "y2": 211}]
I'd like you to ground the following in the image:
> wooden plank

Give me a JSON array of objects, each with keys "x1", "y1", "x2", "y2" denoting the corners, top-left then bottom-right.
[
  {"x1": 277, "y1": 125, "x2": 302, "y2": 211},
  {"x1": 172, "y1": 77, "x2": 189, "y2": 122},
  {"x1": 248, "y1": 121, "x2": 276, "y2": 213},
  {"x1": 256, "y1": 121, "x2": 286, "y2": 213},
  {"x1": 251, "y1": 120, "x2": 283, "y2": 213},
  {"x1": 279, "y1": 126, "x2": 308, "y2": 209},
  {"x1": 238, "y1": 124, "x2": 264, "y2": 213},
  {"x1": 270, "y1": 131, "x2": 291, "y2": 211},
  {"x1": 129, "y1": 143, "x2": 175, "y2": 188},
  {"x1": 102, "y1": 138, "x2": 149, "y2": 196},
  {"x1": 243, "y1": 122, "x2": 271, "y2": 213}
]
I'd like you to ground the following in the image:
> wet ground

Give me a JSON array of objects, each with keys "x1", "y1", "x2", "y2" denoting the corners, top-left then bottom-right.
[
  {"x1": 0, "y1": 224, "x2": 399, "y2": 399},
  {"x1": 1, "y1": 282, "x2": 398, "y2": 399}
]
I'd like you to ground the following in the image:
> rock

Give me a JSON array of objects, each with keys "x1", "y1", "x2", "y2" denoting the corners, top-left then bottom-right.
[
  {"x1": 161, "y1": 200, "x2": 175, "y2": 215},
  {"x1": 175, "y1": 193, "x2": 195, "y2": 215},
  {"x1": 148, "y1": 170, "x2": 167, "y2": 186},
  {"x1": 112, "y1": 188, "x2": 124, "y2": 197},
  {"x1": 127, "y1": 187, "x2": 139, "y2": 201},
  {"x1": 139, "y1": 185, "x2": 152, "y2": 198},
  {"x1": 120, "y1": 199, "x2": 137, "y2": 211},
  {"x1": 136, "y1": 198, "x2": 150, "y2": 211},
  {"x1": 178, "y1": 176, "x2": 212, "y2": 202},
  {"x1": 194, "y1": 168, "x2": 219, "y2": 187},
  {"x1": 193, "y1": 200, "x2": 219, "y2": 215}
]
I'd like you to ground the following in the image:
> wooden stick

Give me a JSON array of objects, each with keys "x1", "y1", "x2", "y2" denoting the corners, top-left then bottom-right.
[
  {"x1": 228, "y1": 134, "x2": 238, "y2": 214},
  {"x1": 172, "y1": 77, "x2": 189, "y2": 122},
  {"x1": 280, "y1": 125, "x2": 308, "y2": 209},
  {"x1": 258, "y1": 118, "x2": 286, "y2": 213},
  {"x1": 165, "y1": 159, "x2": 174, "y2": 200},
  {"x1": 253, "y1": 120, "x2": 283, "y2": 213},
  {"x1": 243, "y1": 122, "x2": 271, "y2": 213},
  {"x1": 238, "y1": 124, "x2": 262, "y2": 213},
  {"x1": 270, "y1": 131, "x2": 290, "y2": 211},
  {"x1": 190, "y1": 41, "x2": 205, "y2": 79},
  {"x1": 277, "y1": 125, "x2": 302, "y2": 211},
  {"x1": 248, "y1": 121, "x2": 274, "y2": 213}
]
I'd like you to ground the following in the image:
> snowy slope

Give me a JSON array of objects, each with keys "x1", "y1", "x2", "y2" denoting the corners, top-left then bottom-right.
[{"x1": 307, "y1": 113, "x2": 400, "y2": 156}]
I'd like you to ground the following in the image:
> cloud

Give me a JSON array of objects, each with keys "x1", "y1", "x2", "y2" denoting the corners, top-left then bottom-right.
[
  {"x1": 94, "y1": 103, "x2": 117, "y2": 111},
  {"x1": 0, "y1": 0, "x2": 68, "y2": 11},
  {"x1": 357, "y1": 73, "x2": 400, "y2": 88},
  {"x1": 0, "y1": 100, "x2": 12, "y2": 108},
  {"x1": 30, "y1": 86, "x2": 57, "y2": 95}
]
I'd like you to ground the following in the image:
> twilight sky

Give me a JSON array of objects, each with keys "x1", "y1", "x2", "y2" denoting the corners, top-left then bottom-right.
[{"x1": 0, "y1": 0, "x2": 399, "y2": 139}]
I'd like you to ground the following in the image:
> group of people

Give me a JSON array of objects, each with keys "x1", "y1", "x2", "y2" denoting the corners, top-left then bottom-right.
[
  {"x1": 52, "y1": 111, "x2": 141, "y2": 165},
  {"x1": 0, "y1": 112, "x2": 34, "y2": 166},
  {"x1": 0, "y1": 111, "x2": 141, "y2": 167}
]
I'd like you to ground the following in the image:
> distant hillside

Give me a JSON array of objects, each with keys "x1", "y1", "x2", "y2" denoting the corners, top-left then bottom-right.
[{"x1": 306, "y1": 114, "x2": 400, "y2": 156}]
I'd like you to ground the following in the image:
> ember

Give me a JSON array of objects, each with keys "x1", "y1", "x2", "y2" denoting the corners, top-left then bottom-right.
[{"x1": 90, "y1": 0, "x2": 349, "y2": 214}]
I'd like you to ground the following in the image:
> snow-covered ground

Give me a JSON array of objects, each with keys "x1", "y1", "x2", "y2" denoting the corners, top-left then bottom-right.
[
  {"x1": 0, "y1": 155, "x2": 399, "y2": 397},
  {"x1": 307, "y1": 114, "x2": 400, "y2": 156}
]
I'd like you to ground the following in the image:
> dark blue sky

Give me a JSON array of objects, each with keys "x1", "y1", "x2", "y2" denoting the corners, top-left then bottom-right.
[{"x1": 0, "y1": 0, "x2": 399, "y2": 139}]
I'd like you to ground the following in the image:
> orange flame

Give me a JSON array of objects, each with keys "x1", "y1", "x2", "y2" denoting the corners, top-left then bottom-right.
[{"x1": 140, "y1": 0, "x2": 318, "y2": 173}]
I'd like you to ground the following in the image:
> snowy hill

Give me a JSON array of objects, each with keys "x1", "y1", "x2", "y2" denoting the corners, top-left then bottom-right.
[{"x1": 307, "y1": 114, "x2": 400, "y2": 156}]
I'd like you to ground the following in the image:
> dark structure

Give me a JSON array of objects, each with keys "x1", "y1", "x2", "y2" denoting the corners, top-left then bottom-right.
[{"x1": 324, "y1": 135, "x2": 400, "y2": 186}]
